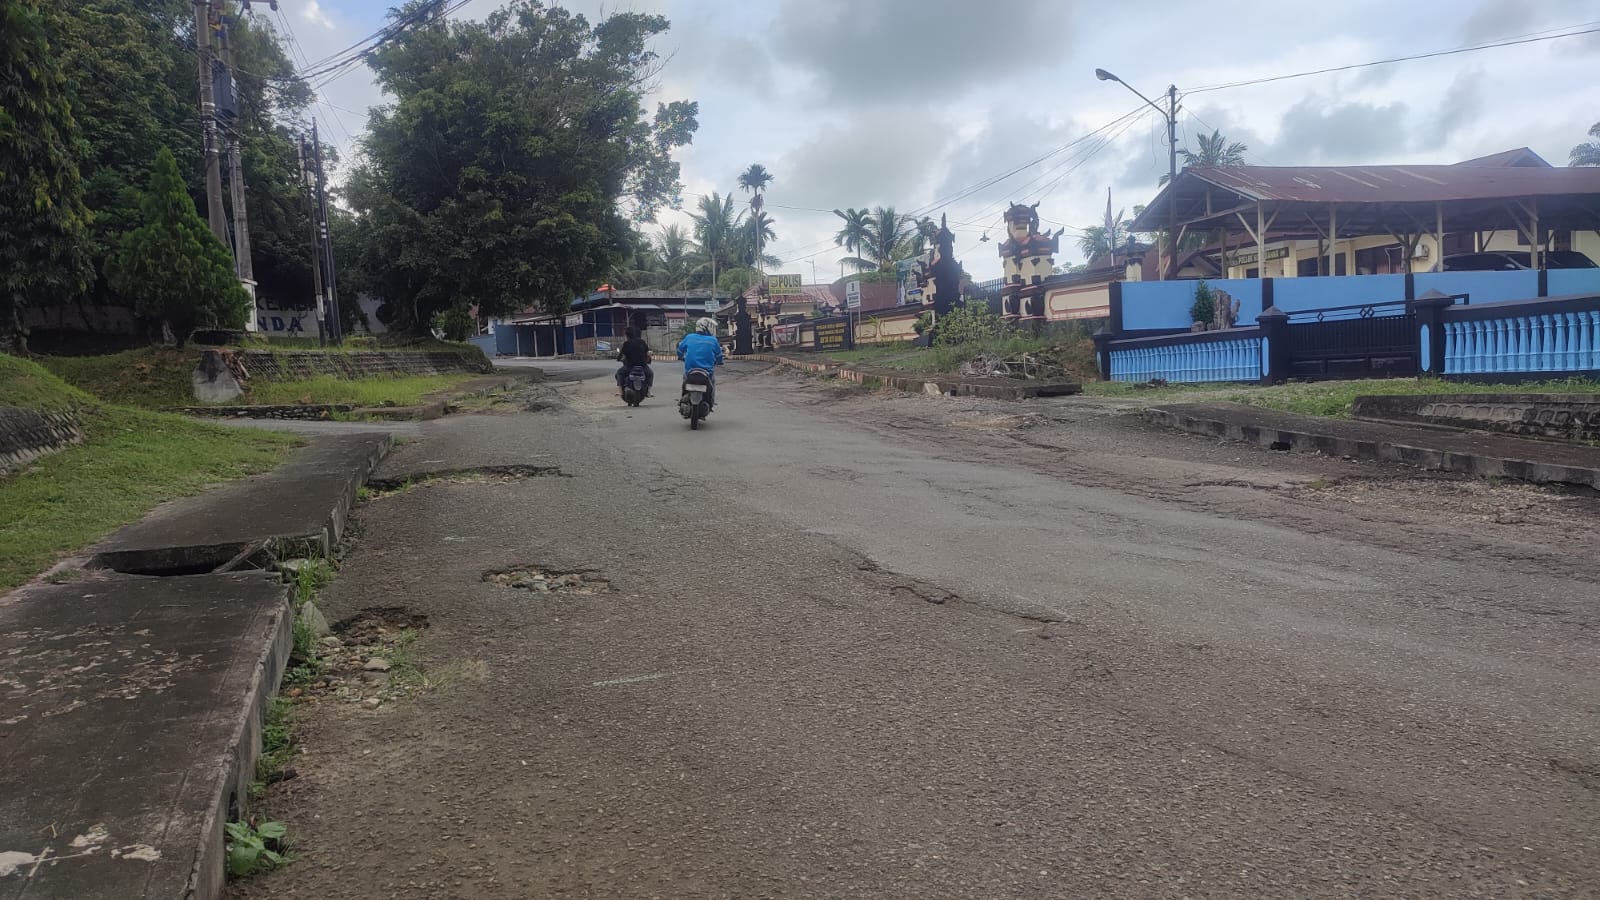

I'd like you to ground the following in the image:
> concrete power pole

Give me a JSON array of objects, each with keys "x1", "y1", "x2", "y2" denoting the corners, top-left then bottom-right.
[
  {"x1": 194, "y1": 0, "x2": 229, "y2": 245},
  {"x1": 298, "y1": 135, "x2": 327, "y2": 346},
  {"x1": 311, "y1": 120, "x2": 343, "y2": 344},
  {"x1": 216, "y1": 14, "x2": 257, "y2": 329}
]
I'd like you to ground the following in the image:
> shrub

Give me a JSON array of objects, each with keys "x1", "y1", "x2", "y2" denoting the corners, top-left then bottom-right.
[
  {"x1": 934, "y1": 303, "x2": 1008, "y2": 347},
  {"x1": 1190, "y1": 280, "x2": 1215, "y2": 327},
  {"x1": 430, "y1": 304, "x2": 474, "y2": 342}
]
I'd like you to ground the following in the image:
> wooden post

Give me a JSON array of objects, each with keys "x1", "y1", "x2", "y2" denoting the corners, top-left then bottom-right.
[
  {"x1": 1256, "y1": 202, "x2": 1266, "y2": 279},
  {"x1": 1327, "y1": 205, "x2": 1337, "y2": 277},
  {"x1": 1435, "y1": 202, "x2": 1444, "y2": 273}
]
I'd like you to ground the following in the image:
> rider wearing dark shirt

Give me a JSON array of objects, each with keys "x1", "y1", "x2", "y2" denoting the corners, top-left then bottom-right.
[{"x1": 615, "y1": 327, "x2": 654, "y2": 395}]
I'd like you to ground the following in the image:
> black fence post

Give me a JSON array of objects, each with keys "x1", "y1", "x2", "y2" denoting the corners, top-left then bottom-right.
[
  {"x1": 1257, "y1": 305, "x2": 1289, "y2": 384},
  {"x1": 1092, "y1": 326, "x2": 1115, "y2": 382},
  {"x1": 1408, "y1": 288, "x2": 1452, "y2": 377},
  {"x1": 1108, "y1": 280, "x2": 1124, "y2": 335},
  {"x1": 1260, "y1": 277, "x2": 1274, "y2": 317}
]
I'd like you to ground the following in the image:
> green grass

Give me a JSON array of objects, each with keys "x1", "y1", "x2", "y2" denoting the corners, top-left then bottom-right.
[
  {"x1": 1082, "y1": 376, "x2": 1600, "y2": 418},
  {"x1": 827, "y1": 334, "x2": 1100, "y2": 380},
  {"x1": 0, "y1": 354, "x2": 94, "y2": 409},
  {"x1": 37, "y1": 347, "x2": 200, "y2": 409},
  {"x1": 244, "y1": 373, "x2": 478, "y2": 407},
  {"x1": 0, "y1": 404, "x2": 297, "y2": 590}
]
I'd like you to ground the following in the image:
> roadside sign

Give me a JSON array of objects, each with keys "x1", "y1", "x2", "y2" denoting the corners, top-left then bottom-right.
[
  {"x1": 596, "y1": 341, "x2": 611, "y2": 353},
  {"x1": 845, "y1": 280, "x2": 862, "y2": 309},
  {"x1": 704, "y1": 297, "x2": 719, "y2": 313},
  {"x1": 768, "y1": 274, "x2": 802, "y2": 296}
]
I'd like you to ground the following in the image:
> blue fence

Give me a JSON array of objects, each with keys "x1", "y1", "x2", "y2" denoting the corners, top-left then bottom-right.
[
  {"x1": 1550, "y1": 269, "x2": 1600, "y2": 297},
  {"x1": 1108, "y1": 330, "x2": 1264, "y2": 383},
  {"x1": 1414, "y1": 270, "x2": 1538, "y2": 305},
  {"x1": 1121, "y1": 278, "x2": 1262, "y2": 331},
  {"x1": 1441, "y1": 303, "x2": 1600, "y2": 375},
  {"x1": 1273, "y1": 273, "x2": 1406, "y2": 313}
]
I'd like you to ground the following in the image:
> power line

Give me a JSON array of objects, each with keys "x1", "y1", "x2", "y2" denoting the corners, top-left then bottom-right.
[{"x1": 1187, "y1": 22, "x2": 1600, "y2": 94}]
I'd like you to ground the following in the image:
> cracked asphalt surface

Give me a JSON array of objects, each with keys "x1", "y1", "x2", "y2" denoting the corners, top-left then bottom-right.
[{"x1": 232, "y1": 360, "x2": 1600, "y2": 898}]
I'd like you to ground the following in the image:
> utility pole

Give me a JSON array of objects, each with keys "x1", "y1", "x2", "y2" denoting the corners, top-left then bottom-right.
[
  {"x1": 1166, "y1": 84, "x2": 1179, "y2": 280},
  {"x1": 311, "y1": 120, "x2": 343, "y2": 343},
  {"x1": 194, "y1": 0, "x2": 229, "y2": 245},
  {"x1": 298, "y1": 135, "x2": 327, "y2": 346},
  {"x1": 1095, "y1": 69, "x2": 1179, "y2": 279},
  {"x1": 216, "y1": 11, "x2": 257, "y2": 330}
]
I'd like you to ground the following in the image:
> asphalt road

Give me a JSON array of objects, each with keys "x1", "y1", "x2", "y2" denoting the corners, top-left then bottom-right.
[{"x1": 234, "y1": 361, "x2": 1600, "y2": 899}]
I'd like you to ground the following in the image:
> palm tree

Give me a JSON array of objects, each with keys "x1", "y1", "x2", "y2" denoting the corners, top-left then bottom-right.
[
  {"x1": 833, "y1": 207, "x2": 873, "y2": 272},
  {"x1": 738, "y1": 164, "x2": 774, "y2": 199},
  {"x1": 632, "y1": 224, "x2": 696, "y2": 288},
  {"x1": 735, "y1": 211, "x2": 778, "y2": 268},
  {"x1": 1573, "y1": 122, "x2": 1600, "y2": 166},
  {"x1": 690, "y1": 192, "x2": 742, "y2": 289},
  {"x1": 1078, "y1": 209, "x2": 1135, "y2": 262},
  {"x1": 1160, "y1": 129, "x2": 1249, "y2": 184},
  {"x1": 860, "y1": 206, "x2": 915, "y2": 270}
]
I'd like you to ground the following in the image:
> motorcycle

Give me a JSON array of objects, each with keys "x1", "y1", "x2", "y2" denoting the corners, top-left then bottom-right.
[
  {"x1": 620, "y1": 365, "x2": 649, "y2": 407},
  {"x1": 678, "y1": 368, "x2": 714, "y2": 429}
]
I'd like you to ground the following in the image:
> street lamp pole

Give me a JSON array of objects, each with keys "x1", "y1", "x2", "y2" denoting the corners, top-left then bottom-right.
[{"x1": 1096, "y1": 69, "x2": 1178, "y2": 280}]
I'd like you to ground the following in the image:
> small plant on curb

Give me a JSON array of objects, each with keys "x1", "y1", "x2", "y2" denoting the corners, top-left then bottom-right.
[{"x1": 225, "y1": 820, "x2": 288, "y2": 878}]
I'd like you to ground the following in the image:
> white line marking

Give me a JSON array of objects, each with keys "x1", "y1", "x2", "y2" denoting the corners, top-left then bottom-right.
[{"x1": 590, "y1": 667, "x2": 710, "y2": 687}]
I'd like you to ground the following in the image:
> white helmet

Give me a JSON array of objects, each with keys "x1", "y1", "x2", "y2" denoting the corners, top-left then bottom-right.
[{"x1": 696, "y1": 317, "x2": 716, "y2": 335}]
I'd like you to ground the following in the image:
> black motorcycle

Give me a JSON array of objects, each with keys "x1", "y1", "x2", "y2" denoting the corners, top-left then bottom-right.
[
  {"x1": 621, "y1": 366, "x2": 649, "y2": 407},
  {"x1": 678, "y1": 368, "x2": 713, "y2": 429}
]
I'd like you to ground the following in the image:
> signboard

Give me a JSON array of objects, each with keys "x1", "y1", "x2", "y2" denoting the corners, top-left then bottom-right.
[
  {"x1": 704, "y1": 297, "x2": 719, "y2": 313},
  {"x1": 256, "y1": 298, "x2": 321, "y2": 339},
  {"x1": 773, "y1": 323, "x2": 802, "y2": 347},
  {"x1": 845, "y1": 280, "x2": 862, "y2": 309},
  {"x1": 813, "y1": 316, "x2": 854, "y2": 352},
  {"x1": 596, "y1": 340, "x2": 611, "y2": 353},
  {"x1": 1226, "y1": 246, "x2": 1291, "y2": 267},
  {"x1": 565, "y1": 314, "x2": 583, "y2": 327},
  {"x1": 768, "y1": 274, "x2": 802, "y2": 296}
]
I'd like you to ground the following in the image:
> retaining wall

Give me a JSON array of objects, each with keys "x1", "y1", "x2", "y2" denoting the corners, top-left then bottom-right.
[
  {"x1": 1352, "y1": 393, "x2": 1600, "y2": 443},
  {"x1": 0, "y1": 406, "x2": 84, "y2": 475},
  {"x1": 194, "y1": 348, "x2": 493, "y2": 402}
]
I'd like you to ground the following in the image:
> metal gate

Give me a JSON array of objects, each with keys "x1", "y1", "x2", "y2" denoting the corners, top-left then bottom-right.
[{"x1": 1283, "y1": 300, "x2": 1418, "y2": 379}]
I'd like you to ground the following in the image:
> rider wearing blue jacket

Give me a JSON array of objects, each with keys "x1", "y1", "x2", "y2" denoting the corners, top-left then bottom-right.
[{"x1": 677, "y1": 317, "x2": 726, "y2": 406}]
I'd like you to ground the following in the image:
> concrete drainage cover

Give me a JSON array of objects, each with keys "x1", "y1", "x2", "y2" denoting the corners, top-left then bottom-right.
[{"x1": 484, "y1": 566, "x2": 611, "y2": 595}]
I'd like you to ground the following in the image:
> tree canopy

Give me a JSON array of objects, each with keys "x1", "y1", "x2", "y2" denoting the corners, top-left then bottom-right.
[
  {"x1": 1573, "y1": 122, "x2": 1600, "y2": 167},
  {"x1": 110, "y1": 147, "x2": 250, "y2": 342},
  {"x1": 0, "y1": 0, "x2": 93, "y2": 350},
  {"x1": 343, "y1": 0, "x2": 698, "y2": 328}
]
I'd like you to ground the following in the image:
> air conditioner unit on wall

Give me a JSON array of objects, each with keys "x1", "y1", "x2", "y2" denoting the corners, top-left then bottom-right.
[{"x1": 1412, "y1": 244, "x2": 1430, "y2": 259}]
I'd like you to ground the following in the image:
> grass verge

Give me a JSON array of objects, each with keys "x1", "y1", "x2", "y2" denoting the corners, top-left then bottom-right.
[
  {"x1": 37, "y1": 347, "x2": 199, "y2": 408},
  {"x1": 1082, "y1": 376, "x2": 1600, "y2": 418},
  {"x1": 826, "y1": 334, "x2": 1099, "y2": 379},
  {"x1": 244, "y1": 373, "x2": 479, "y2": 407},
  {"x1": 0, "y1": 405, "x2": 297, "y2": 590}
]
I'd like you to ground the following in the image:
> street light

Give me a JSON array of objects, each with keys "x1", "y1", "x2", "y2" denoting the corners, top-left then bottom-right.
[{"x1": 1096, "y1": 68, "x2": 1179, "y2": 279}]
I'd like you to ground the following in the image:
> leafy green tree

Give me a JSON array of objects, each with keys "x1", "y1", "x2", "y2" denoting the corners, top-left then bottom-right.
[
  {"x1": 110, "y1": 148, "x2": 249, "y2": 343},
  {"x1": 735, "y1": 210, "x2": 778, "y2": 268},
  {"x1": 347, "y1": 1, "x2": 698, "y2": 330},
  {"x1": 1573, "y1": 121, "x2": 1600, "y2": 166},
  {"x1": 1077, "y1": 209, "x2": 1137, "y2": 262},
  {"x1": 0, "y1": 0, "x2": 94, "y2": 351},
  {"x1": 859, "y1": 206, "x2": 915, "y2": 271}
]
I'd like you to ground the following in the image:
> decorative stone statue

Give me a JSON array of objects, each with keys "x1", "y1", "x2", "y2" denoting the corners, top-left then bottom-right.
[
  {"x1": 1212, "y1": 288, "x2": 1240, "y2": 330},
  {"x1": 999, "y1": 202, "x2": 1061, "y2": 325},
  {"x1": 924, "y1": 215, "x2": 961, "y2": 316}
]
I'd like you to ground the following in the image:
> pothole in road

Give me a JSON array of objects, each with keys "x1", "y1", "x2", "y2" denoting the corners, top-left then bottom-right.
[
  {"x1": 287, "y1": 608, "x2": 434, "y2": 709},
  {"x1": 483, "y1": 566, "x2": 612, "y2": 595},
  {"x1": 362, "y1": 464, "x2": 567, "y2": 498}
]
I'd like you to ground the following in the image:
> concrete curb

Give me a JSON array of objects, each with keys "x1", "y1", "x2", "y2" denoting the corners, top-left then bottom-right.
[
  {"x1": 1143, "y1": 407, "x2": 1600, "y2": 489},
  {"x1": 774, "y1": 356, "x2": 1081, "y2": 401}
]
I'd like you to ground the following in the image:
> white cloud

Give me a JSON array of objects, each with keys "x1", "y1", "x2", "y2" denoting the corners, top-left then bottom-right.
[{"x1": 303, "y1": 0, "x2": 335, "y2": 30}]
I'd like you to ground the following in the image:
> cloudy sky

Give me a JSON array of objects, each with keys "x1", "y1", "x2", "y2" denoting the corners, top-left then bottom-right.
[{"x1": 276, "y1": 0, "x2": 1600, "y2": 282}]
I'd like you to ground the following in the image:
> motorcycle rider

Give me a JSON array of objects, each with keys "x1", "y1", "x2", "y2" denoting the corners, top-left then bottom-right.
[
  {"x1": 614, "y1": 326, "x2": 654, "y2": 397},
  {"x1": 677, "y1": 317, "x2": 725, "y2": 408}
]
